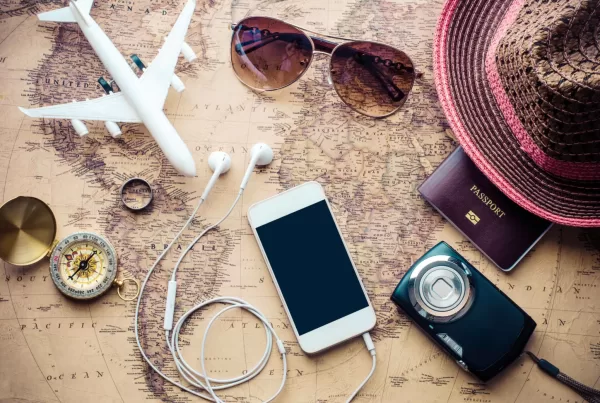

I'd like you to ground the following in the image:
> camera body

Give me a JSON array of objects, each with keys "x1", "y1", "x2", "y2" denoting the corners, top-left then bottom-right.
[{"x1": 391, "y1": 241, "x2": 536, "y2": 381}]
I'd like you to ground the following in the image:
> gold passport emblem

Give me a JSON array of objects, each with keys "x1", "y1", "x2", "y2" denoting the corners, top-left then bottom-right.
[{"x1": 466, "y1": 210, "x2": 480, "y2": 225}]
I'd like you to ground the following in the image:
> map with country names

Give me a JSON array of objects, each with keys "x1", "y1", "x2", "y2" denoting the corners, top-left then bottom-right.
[{"x1": 0, "y1": 0, "x2": 599, "y2": 402}]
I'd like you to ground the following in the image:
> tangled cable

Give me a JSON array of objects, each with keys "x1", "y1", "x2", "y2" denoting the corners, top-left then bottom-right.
[
  {"x1": 134, "y1": 192, "x2": 287, "y2": 402},
  {"x1": 168, "y1": 297, "x2": 287, "y2": 402}
]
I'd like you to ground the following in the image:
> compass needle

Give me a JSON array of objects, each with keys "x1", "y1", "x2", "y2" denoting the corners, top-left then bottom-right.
[{"x1": 49, "y1": 233, "x2": 125, "y2": 299}]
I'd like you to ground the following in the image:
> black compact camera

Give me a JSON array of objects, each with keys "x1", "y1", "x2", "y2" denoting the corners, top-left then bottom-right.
[{"x1": 391, "y1": 242, "x2": 536, "y2": 381}]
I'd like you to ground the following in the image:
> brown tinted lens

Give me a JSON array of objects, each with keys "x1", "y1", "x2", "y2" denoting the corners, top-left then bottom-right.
[
  {"x1": 231, "y1": 17, "x2": 314, "y2": 90},
  {"x1": 330, "y1": 42, "x2": 415, "y2": 117}
]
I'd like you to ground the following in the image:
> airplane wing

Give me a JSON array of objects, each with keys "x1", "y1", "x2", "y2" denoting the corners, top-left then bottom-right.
[
  {"x1": 139, "y1": 0, "x2": 196, "y2": 108},
  {"x1": 38, "y1": 0, "x2": 94, "y2": 23},
  {"x1": 18, "y1": 92, "x2": 142, "y2": 123}
]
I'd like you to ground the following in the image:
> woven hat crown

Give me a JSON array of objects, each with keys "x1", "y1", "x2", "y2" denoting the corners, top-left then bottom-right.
[{"x1": 495, "y1": 0, "x2": 600, "y2": 165}]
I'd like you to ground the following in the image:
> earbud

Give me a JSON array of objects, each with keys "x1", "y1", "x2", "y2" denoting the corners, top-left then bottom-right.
[
  {"x1": 240, "y1": 143, "x2": 274, "y2": 190},
  {"x1": 250, "y1": 143, "x2": 274, "y2": 166},
  {"x1": 200, "y1": 145, "x2": 272, "y2": 200},
  {"x1": 208, "y1": 151, "x2": 232, "y2": 174},
  {"x1": 201, "y1": 151, "x2": 231, "y2": 200}
]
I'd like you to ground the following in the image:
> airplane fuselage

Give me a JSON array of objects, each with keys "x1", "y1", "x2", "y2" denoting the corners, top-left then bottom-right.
[{"x1": 69, "y1": 2, "x2": 196, "y2": 176}]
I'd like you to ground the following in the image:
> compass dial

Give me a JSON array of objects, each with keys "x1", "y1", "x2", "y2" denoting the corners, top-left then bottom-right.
[{"x1": 49, "y1": 232, "x2": 117, "y2": 300}]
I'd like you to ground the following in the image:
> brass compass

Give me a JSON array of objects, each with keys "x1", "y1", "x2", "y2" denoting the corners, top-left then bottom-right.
[
  {"x1": 0, "y1": 196, "x2": 139, "y2": 301},
  {"x1": 49, "y1": 232, "x2": 122, "y2": 300}
]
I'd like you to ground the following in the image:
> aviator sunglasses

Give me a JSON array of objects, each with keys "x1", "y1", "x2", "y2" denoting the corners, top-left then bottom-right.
[{"x1": 230, "y1": 16, "x2": 417, "y2": 118}]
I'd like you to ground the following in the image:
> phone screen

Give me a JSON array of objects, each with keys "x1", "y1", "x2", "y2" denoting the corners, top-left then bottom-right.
[{"x1": 255, "y1": 200, "x2": 369, "y2": 335}]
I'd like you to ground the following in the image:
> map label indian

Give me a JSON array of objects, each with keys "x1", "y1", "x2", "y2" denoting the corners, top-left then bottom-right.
[{"x1": 0, "y1": 0, "x2": 599, "y2": 402}]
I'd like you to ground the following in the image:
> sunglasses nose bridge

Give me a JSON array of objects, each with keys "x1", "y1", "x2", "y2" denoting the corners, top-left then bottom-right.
[{"x1": 312, "y1": 50, "x2": 334, "y2": 86}]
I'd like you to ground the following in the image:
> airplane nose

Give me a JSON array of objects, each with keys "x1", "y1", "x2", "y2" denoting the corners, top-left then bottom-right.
[
  {"x1": 183, "y1": 164, "x2": 197, "y2": 177},
  {"x1": 178, "y1": 158, "x2": 197, "y2": 177},
  {"x1": 166, "y1": 147, "x2": 197, "y2": 177},
  {"x1": 142, "y1": 113, "x2": 197, "y2": 177}
]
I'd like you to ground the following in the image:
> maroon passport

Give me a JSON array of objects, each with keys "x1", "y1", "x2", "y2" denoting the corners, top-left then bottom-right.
[{"x1": 418, "y1": 147, "x2": 552, "y2": 272}]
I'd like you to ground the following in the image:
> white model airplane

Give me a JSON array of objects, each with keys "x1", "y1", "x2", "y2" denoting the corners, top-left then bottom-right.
[{"x1": 19, "y1": 0, "x2": 198, "y2": 177}]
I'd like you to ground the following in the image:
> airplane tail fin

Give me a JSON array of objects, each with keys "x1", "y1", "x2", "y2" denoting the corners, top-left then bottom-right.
[{"x1": 38, "y1": 0, "x2": 93, "y2": 23}]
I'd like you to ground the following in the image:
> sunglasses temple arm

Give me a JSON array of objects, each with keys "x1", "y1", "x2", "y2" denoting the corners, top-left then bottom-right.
[{"x1": 362, "y1": 60, "x2": 405, "y2": 101}]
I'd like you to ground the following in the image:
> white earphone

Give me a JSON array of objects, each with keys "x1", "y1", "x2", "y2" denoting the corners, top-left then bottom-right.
[
  {"x1": 240, "y1": 143, "x2": 274, "y2": 190},
  {"x1": 202, "y1": 143, "x2": 273, "y2": 200},
  {"x1": 207, "y1": 151, "x2": 232, "y2": 174},
  {"x1": 201, "y1": 151, "x2": 231, "y2": 200},
  {"x1": 135, "y1": 143, "x2": 285, "y2": 403}
]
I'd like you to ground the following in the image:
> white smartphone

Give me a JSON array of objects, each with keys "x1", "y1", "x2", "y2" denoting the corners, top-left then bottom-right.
[{"x1": 247, "y1": 181, "x2": 376, "y2": 354}]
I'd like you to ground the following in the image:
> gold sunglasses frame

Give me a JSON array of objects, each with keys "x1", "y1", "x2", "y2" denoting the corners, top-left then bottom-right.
[{"x1": 229, "y1": 16, "x2": 418, "y2": 118}]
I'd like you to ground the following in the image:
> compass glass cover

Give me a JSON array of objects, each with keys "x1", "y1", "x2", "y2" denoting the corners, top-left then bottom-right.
[{"x1": 50, "y1": 233, "x2": 117, "y2": 299}]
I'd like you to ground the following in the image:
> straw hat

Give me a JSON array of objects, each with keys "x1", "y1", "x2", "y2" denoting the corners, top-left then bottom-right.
[{"x1": 434, "y1": 0, "x2": 600, "y2": 227}]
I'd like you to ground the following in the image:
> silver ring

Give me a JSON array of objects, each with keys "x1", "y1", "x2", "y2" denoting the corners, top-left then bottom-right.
[{"x1": 120, "y1": 178, "x2": 153, "y2": 211}]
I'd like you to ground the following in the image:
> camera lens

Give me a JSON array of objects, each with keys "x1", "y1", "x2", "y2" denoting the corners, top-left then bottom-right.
[
  {"x1": 419, "y1": 266, "x2": 466, "y2": 312},
  {"x1": 407, "y1": 255, "x2": 473, "y2": 323}
]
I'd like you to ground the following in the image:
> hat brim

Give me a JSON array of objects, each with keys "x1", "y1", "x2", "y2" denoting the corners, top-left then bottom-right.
[{"x1": 434, "y1": 0, "x2": 600, "y2": 227}]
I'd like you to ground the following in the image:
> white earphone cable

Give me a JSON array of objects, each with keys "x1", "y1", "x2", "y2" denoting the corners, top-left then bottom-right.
[
  {"x1": 167, "y1": 297, "x2": 287, "y2": 402},
  {"x1": 170, "y1": 191, "x2": 240, "y2": 280},
  {"x1": 134, "y1": 194, "x2": 212, "y2": 399},
  {"x1": 134, "y1": 190, "x2": 288, "y2": 402}
]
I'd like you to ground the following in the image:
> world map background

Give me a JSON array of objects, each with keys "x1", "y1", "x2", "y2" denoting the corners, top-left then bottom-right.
[{"x1": 0, "y1": 0, "x2": 599, "y2": 401}]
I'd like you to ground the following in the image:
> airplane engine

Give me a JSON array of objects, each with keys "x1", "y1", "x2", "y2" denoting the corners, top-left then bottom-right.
[
  {"x1": 71, "y1": 119, "x2": 89, "y2": 137},
  {"x1": 170, "y1": 74, "x2": 185, "y2": 92},
  {"x1": 181, "y1": 42, "x2": 197, "y2": 62},
  {"x1": 105, "y1": 121, "x2": 122, "y2": 138}
]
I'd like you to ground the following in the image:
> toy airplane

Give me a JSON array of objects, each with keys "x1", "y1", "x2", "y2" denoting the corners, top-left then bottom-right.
[{"x1": 19, "y1": 0, "x2": 198, "y2": 177}]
